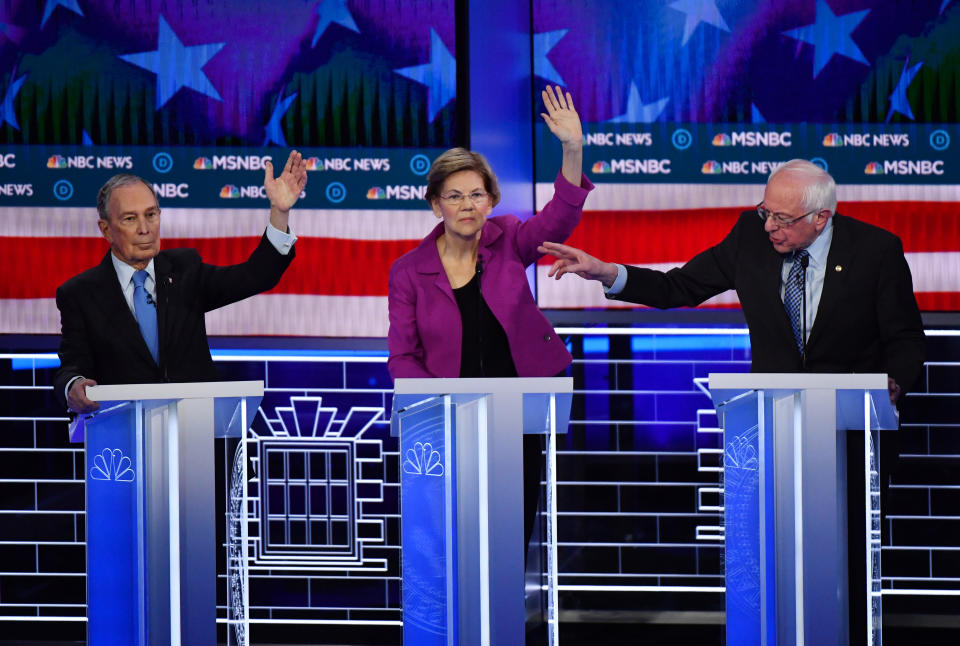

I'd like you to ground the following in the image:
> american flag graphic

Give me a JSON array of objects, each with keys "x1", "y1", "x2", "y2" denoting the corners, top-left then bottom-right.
[{"x1": 1, "y1": 0, "x2": 958, "y2": 337}]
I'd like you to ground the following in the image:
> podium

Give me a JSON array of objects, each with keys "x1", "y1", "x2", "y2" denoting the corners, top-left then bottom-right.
[
  {"x1": 391, "y1": 377, "x2": 573, "y2": 646},
  {"x1": 78, "y1": 381, "x2": 263, "y2": 646},
  {"x1": 708, "y1": 373, "x2": 898, "y2": 646}
]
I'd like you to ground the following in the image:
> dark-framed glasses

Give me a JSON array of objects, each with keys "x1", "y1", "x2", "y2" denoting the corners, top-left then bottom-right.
[
  {"x1": 756, "y1": 203, "x2": 817, "y2": 228},
  {"x1": 440, "y1": 191, "x2": 490, "y2": 206}
]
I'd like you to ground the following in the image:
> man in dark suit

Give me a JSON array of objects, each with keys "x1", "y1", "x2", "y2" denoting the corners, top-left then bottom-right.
[
  {"x1": 540, "y1": 158, "x2": 925, "y2": 646},
  {"x1": 539, "y1": 158, "x2": 925, "y2": 401},
  {"x1": 54, "y1": 150, "x2": 307, "y2": 414}
]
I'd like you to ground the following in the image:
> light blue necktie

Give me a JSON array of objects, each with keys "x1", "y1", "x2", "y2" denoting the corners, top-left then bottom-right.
[
  {"x1": 783, "y1": 249, "x2": 809, "y2": 351},
  {"x1": 132, "y1": 270, "x2": 159, "y2": 363}
]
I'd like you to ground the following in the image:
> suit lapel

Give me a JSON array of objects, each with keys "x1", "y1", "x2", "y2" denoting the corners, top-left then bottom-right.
[
  {"x1": 760, "y1": 240, "x2": 796, "y2": 346},
  {"x1": 808, "y1": 215, "x2": 852, "y2": 349},
  {"x1": 415, "y1": 223, "x2": 456, "y2": 305},
  {"x1": 92, "y1": 252, "x2": 157, "y2": 367},
  {"x1": 154, "y1": 252, "x2": 173, "y2": 368}
]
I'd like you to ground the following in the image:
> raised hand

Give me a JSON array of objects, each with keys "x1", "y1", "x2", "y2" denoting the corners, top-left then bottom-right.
[
  {"x1": 264, "y1": 150, "x2": 308, "y2": 214},
  {"x1": 537, "y1": 241, "x2": 619, "y2": 287},
  {"x1": 540, "y1": 86, "x2": 584, "y2": 185},
  {"x1": 540, "y1": 85, "x2": 582, "y2": 148}
]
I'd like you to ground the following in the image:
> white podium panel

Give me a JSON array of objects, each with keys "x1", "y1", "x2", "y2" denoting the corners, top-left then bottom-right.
[
  {"x1": 80, "y1": 381, "x2": 263, "y2": 646},
  {"x1": 391, "y1": 377, "x2": 573, "y2": 646},
  {"x1": 709, "y1": 373, "x2": 897, "y2": 646}
]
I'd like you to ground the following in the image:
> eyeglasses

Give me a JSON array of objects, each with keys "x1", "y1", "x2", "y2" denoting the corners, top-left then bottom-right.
[
  {"x1": 439, "y1": 191, "x2": 490, "y2": 207},
  {"x1": 756, "y1": 203, "x2": 818, "y2": 228}
]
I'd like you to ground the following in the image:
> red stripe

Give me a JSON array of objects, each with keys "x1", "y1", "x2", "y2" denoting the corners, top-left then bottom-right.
[
  {"x1": 536, "y1": 201, "x2": 960, "y2": 264},
  {"x1": 0, "y1": 236, "x2": 418, "y2": 299},
  {"x1": 1, "y1": 201, "x2": 957, "y2": 302},
  {"x1": 915, "y1": 292, "x2": 960, "y2": 311}
]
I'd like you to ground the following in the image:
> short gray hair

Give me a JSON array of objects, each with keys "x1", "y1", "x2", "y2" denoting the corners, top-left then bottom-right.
[
  {"x1": 97, "y1": 174, "x2": 158, "y2": 220},
  {"x1": 769, "y1": 159, "x2": 837, "y2": 215},
  {"x1": 425, "y1": 148, "x2": 501, "y2": 207}
]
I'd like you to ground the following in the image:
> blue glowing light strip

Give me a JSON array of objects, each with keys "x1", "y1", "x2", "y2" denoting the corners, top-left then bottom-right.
[{"x1": 4, "y1": 328, "x2": 958, "y2": 365}]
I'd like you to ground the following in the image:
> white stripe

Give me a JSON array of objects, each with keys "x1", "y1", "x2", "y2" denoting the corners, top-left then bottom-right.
[
  {"x1": 535, "y1": 252, "x2": 960, "y2": 309},
  {"x1": 0, "y1": 295, "x2": 389, "y2": 336},
  {"x1": 906, "y1": 251, "x2": 960, "y2": 291},
  {"x1": 0, "y1": 207, "x2": 436, "y2": 240},
  {"x1": 3, "y1": 250, "x2": 956, "y2": 335},
  {"x1": 536, "y1": 264, "x2": 738, "y2": 309},
  {"x1": 537, "y1": 183, "x2": 960, "y2": 211}
]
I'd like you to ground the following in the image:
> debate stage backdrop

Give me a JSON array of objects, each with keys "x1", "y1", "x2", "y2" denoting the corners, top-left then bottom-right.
[{"x1": 1, "y1": 0, "x2": 959, "y2": 337}]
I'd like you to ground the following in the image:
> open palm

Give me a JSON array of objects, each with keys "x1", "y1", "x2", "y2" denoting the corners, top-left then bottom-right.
[
  {"x1": 264, "y1": 150, "x2": 307, "y2": 212},
  {"x1": 541, "y1": 85, "x2": 582, "y2": 147}
]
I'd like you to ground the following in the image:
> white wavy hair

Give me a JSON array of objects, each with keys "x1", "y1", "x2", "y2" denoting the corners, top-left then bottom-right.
[{"x1": 768, "y1": 159, "x2": 837, "y2": 215}]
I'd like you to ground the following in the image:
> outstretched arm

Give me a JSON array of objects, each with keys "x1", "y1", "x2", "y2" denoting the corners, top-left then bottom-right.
[
  {"x1": 537, "y1": 241, "x2": 620, "y2": 287},
  {"x1": 264, "y1": 150, "x2": 308, "y2": 233},
  {"x1": 540, "y1": 85, "x2": 583, "y2": 185}
]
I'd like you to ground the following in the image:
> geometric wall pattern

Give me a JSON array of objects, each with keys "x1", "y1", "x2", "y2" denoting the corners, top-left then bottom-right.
[{"x1": 0, "y1": 327, "x2": 957, "y2": 643}]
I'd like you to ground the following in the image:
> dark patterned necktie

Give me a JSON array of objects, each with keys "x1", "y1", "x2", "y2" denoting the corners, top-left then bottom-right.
[{"x1": 783, "y1": 249, "x2": 809, "y2": 351}]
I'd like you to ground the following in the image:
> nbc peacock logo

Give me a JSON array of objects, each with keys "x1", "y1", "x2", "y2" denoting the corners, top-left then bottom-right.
[
  {"x1": 701, "y1": 160, "x2": 722, "y2": 174},
  {"x1": 193, "y1": 157, "x2": 213, "y2": 170},
  {"x1": 366, "y1": 187, "x2": 386, "y2": 200},
  {"x1": 46, "y1": 155, "x2": 67, "y2": 169},
  {"x1": 822, "y1": 133, "x2": 843, "y2": 147},
  {"x1": 711, "y1": 133, "x2": 732, "y2": 146},
  {"x1": 591, "y1": 160, "x2": 612, "y2": 174},
  {"x1": 305, "y1": 157, "x2": 321, "y2": 171},
  {"x1": 864, "y1": 162, "x2": 884, "y2": 175},
  {"x1": 219, "y1": 184, "x2": 240, "y2": 198}
]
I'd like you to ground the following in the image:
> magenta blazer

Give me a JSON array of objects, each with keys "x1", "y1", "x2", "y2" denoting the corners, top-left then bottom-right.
[{"x1": 387, "y1": 172, "x2": 594, "y2": 379}]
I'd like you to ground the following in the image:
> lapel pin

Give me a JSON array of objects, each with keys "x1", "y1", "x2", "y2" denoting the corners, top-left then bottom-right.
[{"x1": 835, "y1": 265, "x2": 843, "y2": 272}]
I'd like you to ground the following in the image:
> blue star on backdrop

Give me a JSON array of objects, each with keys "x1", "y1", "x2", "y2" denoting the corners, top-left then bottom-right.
[
  {"x1": 41, "y1": 0, "x2": 84, "y2": 29},
  {"x1": 264, "y1": 92, "x2": 299, "y2": 146},
  {"x1": 1, "y1": 70, "x2": 26, "y2": 130},
  {"x1": 119, "y1": 15, "x2": 226, "y2": 109},
  {"x1": 395, "y1": 28, "x2": 456, "y2": 122},
  {"x1": 534, "y1": 29, "x2": 568, "y2": 85},
  {"x1": 886, "y1": 58, "x2": 923, "y2": 122},
  {"x1": 782, "y1": 0, "x2": 870, "y2": 77},
  {"x1": 669, "y1": 0, "x2": 730, "y2": 47},
  {"x1": 312, "y1": 0, "x2": 360, "y2": 48},
  {"x1": 607, "y1": 82, "x2": 669, "y2": 123}
]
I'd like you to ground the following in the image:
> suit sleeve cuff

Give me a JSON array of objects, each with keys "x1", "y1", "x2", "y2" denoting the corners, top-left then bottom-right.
[
  {"x1": 266, "y1": 222, "x2": 297, "y2": 255},
  {"x1": 603, "y1": 264, "x2": 628, "y2": 296},
  {"x1": 553, "y1": 171, "x2": 594, "y2": 207}
]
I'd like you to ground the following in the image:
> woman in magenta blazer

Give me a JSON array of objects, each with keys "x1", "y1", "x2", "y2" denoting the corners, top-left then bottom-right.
[
  {"x1": 387, "y1": 87, "x2": 592, "y2": 555},
  {"x1": 387, "y1": 86, "x2": 592, "y2": 380}
]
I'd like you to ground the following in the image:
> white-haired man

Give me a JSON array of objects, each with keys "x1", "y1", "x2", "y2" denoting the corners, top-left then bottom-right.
[
  {"x1": 540, "y1": 158, "x2": 925, "y2": 646},
  {"x1": 540, "y1": 158, "x2": 925, "y2": 401}
]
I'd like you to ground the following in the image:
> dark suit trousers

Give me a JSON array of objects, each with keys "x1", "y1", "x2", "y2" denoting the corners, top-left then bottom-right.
[{"x1": 847, "y1": 429, "x2": 899, "y2": 646}]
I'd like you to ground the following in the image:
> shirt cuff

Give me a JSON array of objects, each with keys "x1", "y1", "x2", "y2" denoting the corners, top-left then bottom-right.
[
  {"x1": 65, "y1": 375, "x2": 84, "y2": 408},
  {"x1": 266, "y1": 222, "x2": 297, "y2": 255},
  {"x1": 603, "y1": 264, "x2": 628, "y2": 296}
]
